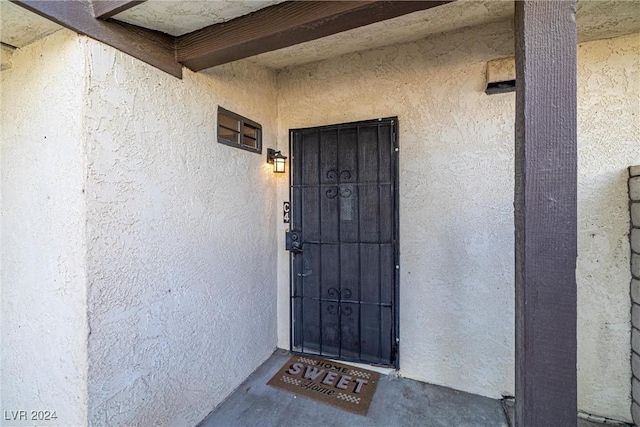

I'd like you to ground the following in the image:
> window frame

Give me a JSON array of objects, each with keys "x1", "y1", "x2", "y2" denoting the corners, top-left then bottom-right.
[{"x1": 217, "y1": 106, "x2": 262, "y2": 154}]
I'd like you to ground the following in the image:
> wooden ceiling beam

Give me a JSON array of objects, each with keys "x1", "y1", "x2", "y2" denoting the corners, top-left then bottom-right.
[
  {"x1": 176, "y1": 0, "x2": 453, "y2": 72},
  {"x1": 91, "y1": 0, "x2": 147, "y2": 20},
  {"x1": 10, "y1": 0, "x2": 182, "y2": 78}
]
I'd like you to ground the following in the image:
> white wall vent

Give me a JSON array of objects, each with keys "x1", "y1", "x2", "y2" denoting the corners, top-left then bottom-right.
[{"x1": 485, "y1": 56, "x2": 515, "y2": 95}]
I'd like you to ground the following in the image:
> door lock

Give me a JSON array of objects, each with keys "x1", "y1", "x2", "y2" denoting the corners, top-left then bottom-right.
[{"x1": 285, "y1": 231, "x2": 303, "y2": 253}]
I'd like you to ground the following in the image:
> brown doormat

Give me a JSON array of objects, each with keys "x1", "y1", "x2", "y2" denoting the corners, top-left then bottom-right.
[{"x1": 267, "y1": 354, "x2": 381, "y2": 416}]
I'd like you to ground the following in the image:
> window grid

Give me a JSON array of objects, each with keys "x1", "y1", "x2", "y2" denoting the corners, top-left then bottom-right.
[{"x1": 217, "y1": 106, "x2": 262, "y2": 154}]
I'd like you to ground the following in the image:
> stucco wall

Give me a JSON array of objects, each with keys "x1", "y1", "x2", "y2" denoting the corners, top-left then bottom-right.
[
  {"x1": 0, "y1": 30, "x2": 88, "y2": 426},
  {"x1": 83, "y1": 39, "x2": 279, "y2": 425},
  {"x1": 276, "y1": 23, "x2": 639, "y2": 422},
  {"x1": 576, "y1": 35, "x2": 639, "y2": 422}
]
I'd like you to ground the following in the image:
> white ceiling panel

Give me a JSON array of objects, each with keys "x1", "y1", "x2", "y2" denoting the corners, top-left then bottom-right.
[
  {"x1": 0, "y1": 0, "x2": 61, "y2": 48},
  {"x1": 113, "y1": 0, "x2": 287, "y2": 36}
]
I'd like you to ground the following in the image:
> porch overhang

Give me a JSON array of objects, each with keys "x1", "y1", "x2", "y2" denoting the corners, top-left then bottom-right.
[
  {"x1": 174, "y1": 1, "x2": 453, "y2": 72},
  {"x1": 4, "y1": 1, "x2": 639, "y2": 75},
  {"x1": 7, "y1": 0, "x2": 455, "y2": 77},
  {"x1": 10, "y1": 0, "x2": 182, "y2": 77}
]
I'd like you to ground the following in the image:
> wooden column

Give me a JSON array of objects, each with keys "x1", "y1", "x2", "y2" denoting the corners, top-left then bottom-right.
[{"x1": 514, "y1": 1, "x2": 577, "y2": 426}]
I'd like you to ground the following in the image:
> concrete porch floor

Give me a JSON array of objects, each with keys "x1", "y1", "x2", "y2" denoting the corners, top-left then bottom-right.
[{"x1": 198, "y1": 349, "x2": 610, "y2": 427}]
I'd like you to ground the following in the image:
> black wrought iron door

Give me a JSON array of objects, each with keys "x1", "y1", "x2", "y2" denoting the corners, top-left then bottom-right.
[{"x1": 289, "y1": 118, "x2": 398, "y2": 367}]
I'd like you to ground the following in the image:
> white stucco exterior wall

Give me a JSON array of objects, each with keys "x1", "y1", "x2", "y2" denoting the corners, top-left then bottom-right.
[
  {"x1": 1, "y1": 30, "x2": 88, "y2": 426},
  {"x1": 83, "y1": 40, "x2": 279, "y2": 425},
  {"x1": 576, "y1": 34, "x2": 639, "y2": 421},
  {"x1": 276, "y1": 23, "x2": 639, "y2": 422}
]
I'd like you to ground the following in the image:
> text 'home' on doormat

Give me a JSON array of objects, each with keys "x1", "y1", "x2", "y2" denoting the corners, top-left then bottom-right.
[{"x1": 267, "y1": 355, "x2": 381, "y2": 416}]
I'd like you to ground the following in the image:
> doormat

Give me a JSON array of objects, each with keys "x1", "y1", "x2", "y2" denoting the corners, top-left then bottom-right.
[{"x1": 267, "y1": 354, "x2": 380, "y2": 416}]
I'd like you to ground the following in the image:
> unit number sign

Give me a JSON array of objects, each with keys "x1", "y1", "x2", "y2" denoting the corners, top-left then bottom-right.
[{"x1": 283, "y1": 202, "x2": 290, "y2": 224}]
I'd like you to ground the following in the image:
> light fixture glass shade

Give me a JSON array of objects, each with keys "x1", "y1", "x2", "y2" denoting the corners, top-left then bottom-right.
[
  {"x1": 273, "y1": 154, "x2": 286, "y2": 173},
  {"x1": 267, "y1": 148, "x2": 287, "y2": 173}
]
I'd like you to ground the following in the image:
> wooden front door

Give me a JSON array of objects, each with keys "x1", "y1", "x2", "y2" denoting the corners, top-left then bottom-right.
[{"x1": 289, "y1": 117, "x2": 399, "y2": 367}]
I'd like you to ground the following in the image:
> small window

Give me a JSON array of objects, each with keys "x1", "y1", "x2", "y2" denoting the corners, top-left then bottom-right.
[{"x1": 217, "y1": 107, "x2": 262, "y2": 154}]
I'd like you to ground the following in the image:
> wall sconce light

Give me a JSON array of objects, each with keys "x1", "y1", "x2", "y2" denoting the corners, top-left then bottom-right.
[{"x1": 267, "y1": 148, "x2": 287, "y2": 173}]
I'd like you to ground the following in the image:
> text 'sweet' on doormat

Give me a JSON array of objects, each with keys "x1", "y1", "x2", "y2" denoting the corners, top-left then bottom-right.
[{"x1": 267, "y1": 355, "x2": 380, "y2": 416}]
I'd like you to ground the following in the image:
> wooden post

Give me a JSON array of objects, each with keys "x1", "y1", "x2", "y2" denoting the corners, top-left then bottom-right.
[{"x1": 514, "y1": 1, "x2": 578, "y2": 426}]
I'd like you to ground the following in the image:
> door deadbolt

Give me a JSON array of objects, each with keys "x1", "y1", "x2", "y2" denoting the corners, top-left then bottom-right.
[{"x1": 285, "y1": 231, "x2": 303, "y2": 253}]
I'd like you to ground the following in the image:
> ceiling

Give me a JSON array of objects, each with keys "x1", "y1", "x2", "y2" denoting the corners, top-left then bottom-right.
[
  {"x1": 1, "y1": 0, "x2": 639, "y2": 71},
  {"x1": 0, "y1": 0, "x2": 60, "y2": 48},
  {"x1": 249, "y1": 0, "x2": 640, "y2": 69},
  {"x1": 113, "y1": 0, "x2": 287, "y2": 36}
]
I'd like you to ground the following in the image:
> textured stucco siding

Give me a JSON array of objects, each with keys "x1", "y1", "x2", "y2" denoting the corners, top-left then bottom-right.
[
  {"x1": 576, "y1": 35, "x2": 639, "y2": 423},
  {"x1": 276, "y1": 23, "x2": 639, "y2": 422},
  {"x1": 83, "y1": 40, "x2": 279, "y2": 425},
  {"x1": 0, "y1": 30, "x2": 88, "y2": 426}
]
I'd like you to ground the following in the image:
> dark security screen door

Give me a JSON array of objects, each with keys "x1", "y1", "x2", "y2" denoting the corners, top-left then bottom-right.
[{"x1": 289, "y1": 117, "x2": 398, "y2": 367}]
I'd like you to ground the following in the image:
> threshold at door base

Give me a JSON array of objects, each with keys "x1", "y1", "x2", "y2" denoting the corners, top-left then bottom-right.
[{"x1": 328, "y1": 359, "x2": 395, "y2": 376}]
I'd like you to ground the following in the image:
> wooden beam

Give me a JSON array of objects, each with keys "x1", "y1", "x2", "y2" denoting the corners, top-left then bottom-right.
[
  {"x1": 11, "y1": 0, "x2": 182, "y2": 78},
  {"x1": 177, "y1": 0, "x2": 453, "y2": 72},
  {"x1": 91, "y1": 0, "x2": 146, "y2": 20},
  {"x1": 514, "y1": 1, "x2": 577, "y2": 426}
]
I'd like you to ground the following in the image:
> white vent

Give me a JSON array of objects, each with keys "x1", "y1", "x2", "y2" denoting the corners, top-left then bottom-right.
[{"x1": 485, "y1": 56, "x2": 515, "y2": 95}]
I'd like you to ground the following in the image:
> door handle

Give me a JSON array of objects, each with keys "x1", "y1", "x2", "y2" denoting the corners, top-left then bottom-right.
[{"x1": 285, "y1": 231, "x2": 303, "y2": 253}]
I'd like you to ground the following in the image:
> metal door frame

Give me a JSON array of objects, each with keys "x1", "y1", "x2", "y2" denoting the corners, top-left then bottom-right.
[{"x1": 288, "y1": 117, "x2": 400, "y2": 369}]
